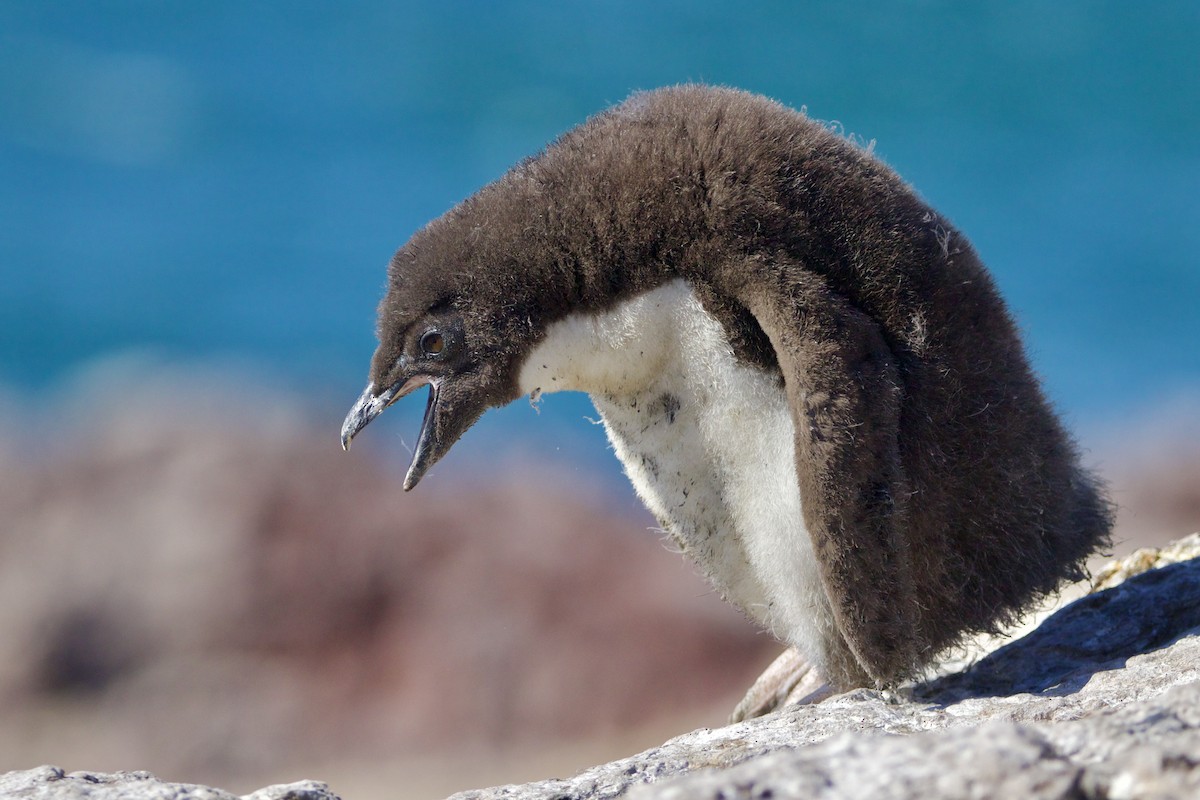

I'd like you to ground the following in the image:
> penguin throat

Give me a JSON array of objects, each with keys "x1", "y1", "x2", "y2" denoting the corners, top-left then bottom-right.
[{"x1": 515, "y1": 280, "x2": 832, "y2": 662}]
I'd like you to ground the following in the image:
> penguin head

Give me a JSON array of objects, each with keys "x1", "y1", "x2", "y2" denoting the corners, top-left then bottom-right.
[
  {"x1": 339, "y1": 87, "x2": 705, "y2": 487},
  {"x1": 340, "y1": 188, "x2": 555, "y2": 490}
]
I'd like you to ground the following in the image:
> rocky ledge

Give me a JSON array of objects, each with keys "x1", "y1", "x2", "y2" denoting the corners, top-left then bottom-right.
[{"x1": 5, "y1": 535, "x2": 1200, "y2": 800}]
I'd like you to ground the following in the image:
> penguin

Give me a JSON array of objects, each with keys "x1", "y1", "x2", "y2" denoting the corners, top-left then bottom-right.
[{"x1": 340, "y1": 85, "x2": 1112, "y2": 702}]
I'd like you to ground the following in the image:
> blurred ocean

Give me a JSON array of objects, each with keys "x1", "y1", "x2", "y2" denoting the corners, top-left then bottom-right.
[{"x1": 2, "y1": 1, "x2": 1198, "y2": 471}]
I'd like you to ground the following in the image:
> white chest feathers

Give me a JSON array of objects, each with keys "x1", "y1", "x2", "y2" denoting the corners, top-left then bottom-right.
[{"x1": 517, "y1": 279, "x2": 833, "y2": 661}]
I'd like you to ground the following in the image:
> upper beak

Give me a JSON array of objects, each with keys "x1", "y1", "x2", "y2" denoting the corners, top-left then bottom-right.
[
  {"x1": 340, "y1": 381, "x2": 397, "y2": 451},
  {"x1": 340, "y1": 377, "x2": 429, "y2": 450}
]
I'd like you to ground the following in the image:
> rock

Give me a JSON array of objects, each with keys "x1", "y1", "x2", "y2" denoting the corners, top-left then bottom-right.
[
  {"x1": 3, "y1": 543, "x2": 1200, "y2": 799},
  {"x1": 3, "y1": 375, "x2": 1199, "y2": 800},
  {"x1": 630, "y1": 682, "x2": 1200, "y2": 800},
  {"x1": 0, "y1": 765, "x2": 337, "y2": 800}
]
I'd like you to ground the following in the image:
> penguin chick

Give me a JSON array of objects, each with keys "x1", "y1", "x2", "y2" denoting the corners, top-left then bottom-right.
[{"x1": 341, "y1": 85, "x2": 1112, "y2": 694}]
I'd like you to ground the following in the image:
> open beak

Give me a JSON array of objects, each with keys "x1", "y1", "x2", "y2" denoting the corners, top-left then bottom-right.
[{"x1": 340, "y1": 375, "x2": 442, "y2": 491}]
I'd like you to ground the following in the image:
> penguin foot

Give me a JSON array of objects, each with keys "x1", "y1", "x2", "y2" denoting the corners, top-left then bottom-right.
[{"x1": 729, "y1": 646, "x2": 835, "y2": 723}]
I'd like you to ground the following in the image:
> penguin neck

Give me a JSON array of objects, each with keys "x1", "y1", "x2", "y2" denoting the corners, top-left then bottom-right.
[
  {"x1": 516, "y1": 277, "x2": 765, "y2": 607},
  {"x1": 516, "y1": 282, "x2": 687, "y2": 399}
]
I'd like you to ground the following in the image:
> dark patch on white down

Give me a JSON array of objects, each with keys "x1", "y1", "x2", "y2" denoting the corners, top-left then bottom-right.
[{"x1": 654, "y1": 392, "x2": 681, "y2": 424}]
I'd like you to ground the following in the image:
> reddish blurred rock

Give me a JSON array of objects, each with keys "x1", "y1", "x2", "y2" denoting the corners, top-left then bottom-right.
[
  {"x1": 1096, "y1": 400, "x2": 1200, "y2": 553},
  {"x1": 0, "y1": 379, "x2": 774, "y2": 781}
]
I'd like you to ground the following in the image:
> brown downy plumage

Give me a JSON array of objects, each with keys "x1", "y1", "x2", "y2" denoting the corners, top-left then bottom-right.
[{"x1": 342, "y1": 85, "x2": 1112, "y2": 692}]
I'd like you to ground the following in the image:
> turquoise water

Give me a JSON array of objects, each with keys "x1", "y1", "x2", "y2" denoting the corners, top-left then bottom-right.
[{"x1": 2, "y1": 2, "x2": 1198, "y2": 457}]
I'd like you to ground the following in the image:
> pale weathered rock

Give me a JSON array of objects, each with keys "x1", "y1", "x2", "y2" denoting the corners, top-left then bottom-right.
[{"x1": 0, "y1": 765, "x2": 337, "y2": 800}]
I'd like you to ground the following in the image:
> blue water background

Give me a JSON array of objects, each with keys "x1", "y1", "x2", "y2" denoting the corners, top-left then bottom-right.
[{"x1": 2, "y1": 2, "x2": 1198, "y2": 474}]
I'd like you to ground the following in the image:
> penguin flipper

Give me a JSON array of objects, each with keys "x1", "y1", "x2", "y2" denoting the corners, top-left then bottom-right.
[{"x1": 732, "y1": 266, "x2": 919, "y2": 687}]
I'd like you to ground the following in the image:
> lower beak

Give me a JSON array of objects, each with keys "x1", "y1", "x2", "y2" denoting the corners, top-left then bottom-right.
[{"x1": 402, "y1": 380, "x2": 441, "y2": 491}]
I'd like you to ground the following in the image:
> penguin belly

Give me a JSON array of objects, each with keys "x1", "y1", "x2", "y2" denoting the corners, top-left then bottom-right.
[{"x1": 518, "y1": 279, "x2": 835, "y2": 670}]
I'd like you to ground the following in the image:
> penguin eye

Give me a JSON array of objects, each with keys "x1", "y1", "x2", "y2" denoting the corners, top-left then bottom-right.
[{"x1": 419, "y1": 330, "x2": 445, "y2": 356}]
